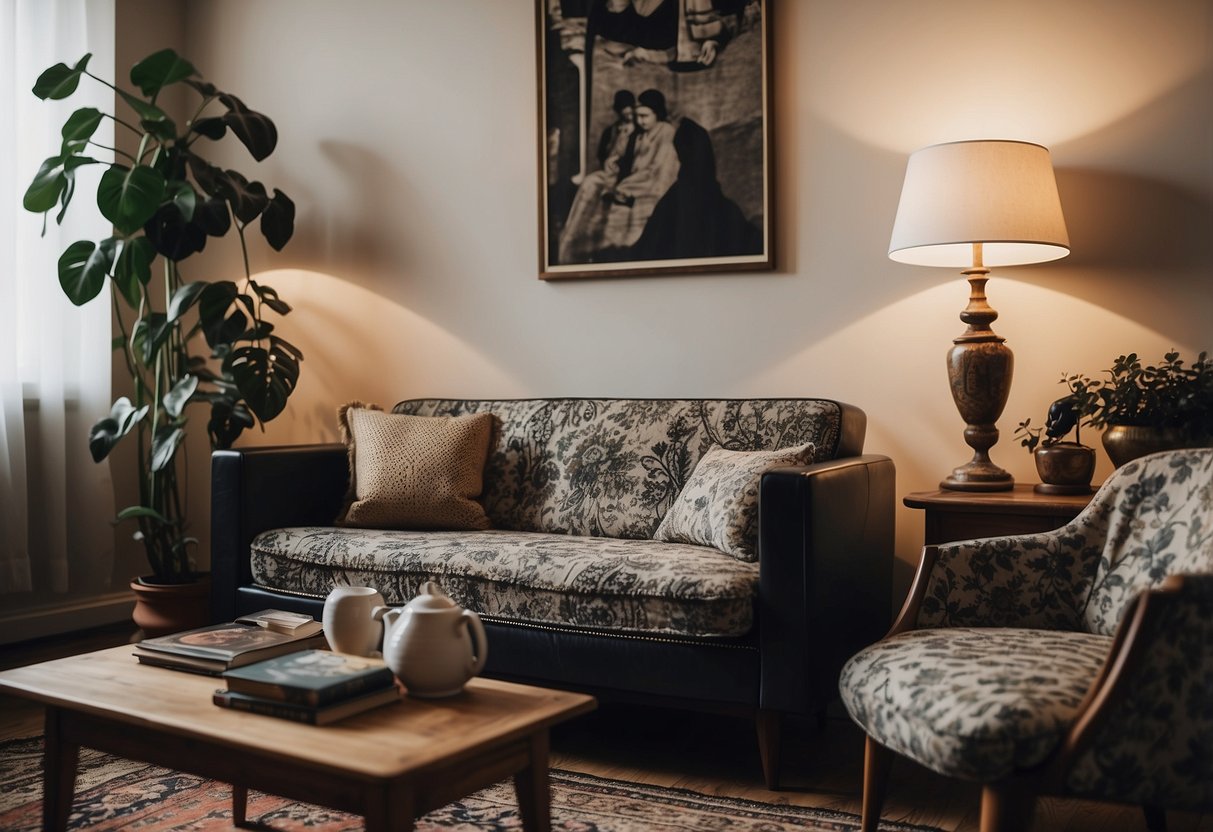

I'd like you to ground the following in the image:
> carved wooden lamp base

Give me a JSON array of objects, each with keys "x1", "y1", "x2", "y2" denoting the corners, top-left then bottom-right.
[
  {"x1": 942, "y1": 459, "x2": 1014, "y2": 491},
  {"x1": 941, "y1": 263, "x2": 1014, "y2": 492}
]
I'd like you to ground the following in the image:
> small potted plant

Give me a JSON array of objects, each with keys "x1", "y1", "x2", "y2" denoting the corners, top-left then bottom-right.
[
  {"x1": 1015, "y1": 375, "x2": 1099, "y2": 494},
  {"x1": 1084, "y1": 351, "x2": 1213, "y2": 467}
]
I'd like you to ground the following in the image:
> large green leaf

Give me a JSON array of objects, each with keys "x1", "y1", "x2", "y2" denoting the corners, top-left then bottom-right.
[
  {"x1": 130, "y1": 48, "x2": 197, "y2": 97},
  {"x1": 225, "y1": 338, "x2": 301, "y2": 423},
  {"x1": 87, "y1": 397, "x2": 148, "y2": 462},
  {"x1": 241, "y1": 320, "x2": 275, "y2": 341},
  {"x1": 218, "y1": 93, "x2": 278, "y2": 161},
  {"x1": 58, "y1": 237, "x2": 118, "y2": 305},
  {"x1": 140, "y1": 312, "x2": 174, "y2": 364},
  {"x1": 163, "y1": 374, "x2": 199, "y2": 419},
  {"x1": 144, "y1": 203, "x2": 207, "y2": 260},
  {"x1": 192, "y1": 197, "x2": 231, "y2": 237},
  {"x1": 140, "y1": 117, "x2": 178, "y2": 143},
  {"x1": 55, "y1": 177, "x2": 76, "y2": 230},
  {"x1": 116, "y1": 88, "x2": 171, "y2": 125},
  {"x1": 61, "y1": 107, "x2": 104, "y2": 153},
  {"x1": 166, "y1": 180, "x2": 197, "y2": 222},
  {"x1": 251, "y1": 281, "x2": 292, "y2": 316},
  {"x1": 58, "y1": 155, "x2": 99, "y2": 221},
  {"x1": 198, "y1": 281, "x2": 247, "y2": 349},
  {"x1": 190, "y1": 117, "x2": 226, "y2": 140},
  {"x1": 168, "y1": 281, "x2": 208, "y2": 322},
  {"x1": 185, "y1": 153, "x2": 228, "y2": 199},
  {"x1": 25, "y1": 155, "x2": 97, "y2": 213},
  {"x1": 206, "y1": 397, "x2": 255, "y2": 449},
  {"x1": 131, "y1": 318, "x2": 150, "y2": 363},
  {"x1": 260, "y1": 189, "x2": 295, "y2": 251},
  {"x1": 183, "y1": 78, "x2": 219, "y2": 98},
  {"x1": 116, "y1": 505, "x2": 169, "y2": 524},
  {"x1": 221, "y1": 170, "x2": 268, "y2": 224},
  {"x1": 113, "y1": 236, "x2": 155, "y2": 308},
  {"x1": 151, "y1": 425, "x2": 185, "y2": 472},
  {"x1": 270, "y1": 335, "x2": 303, "y2": 372},
  {"x1": 98, "y1": 164, "x2": 166, "y2": 234},
  {"x1": 24, "y1": 156, "x2": 69, "y2": 212},
  {"x1": 32, "y1": 54, "x2": 92, "y2": 100}
]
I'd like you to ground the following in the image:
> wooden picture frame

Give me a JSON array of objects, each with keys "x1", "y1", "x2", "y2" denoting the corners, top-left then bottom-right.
[{"x1": 537, "y1": 0, "x2": 773, "y2": 280}]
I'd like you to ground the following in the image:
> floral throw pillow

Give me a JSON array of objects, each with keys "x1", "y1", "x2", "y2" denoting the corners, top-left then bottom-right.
[
  {"x1": 337, "y1": 402, "x2": 494, "y2": 530},
  {"x1": 654, "y1": 442, "x2": 815, "y2": 561}
]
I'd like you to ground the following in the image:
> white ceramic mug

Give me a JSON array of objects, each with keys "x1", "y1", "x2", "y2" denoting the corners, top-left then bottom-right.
[{"x1": 322, "y1": 585, "x2": 386, "y2": 656}]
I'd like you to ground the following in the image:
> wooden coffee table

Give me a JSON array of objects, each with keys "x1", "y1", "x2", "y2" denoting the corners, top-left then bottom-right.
[{"x1": 0, "y1": 645, "x2": 595, "y2": 831}]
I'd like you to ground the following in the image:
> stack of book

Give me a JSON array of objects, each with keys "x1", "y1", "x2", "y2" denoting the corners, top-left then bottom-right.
[
  {"x1": 213, "y1": 649, "x2": 400, "y2": 725},
  {"x1": 133, "y1": 609, "x2": 329, "y2": 675}
]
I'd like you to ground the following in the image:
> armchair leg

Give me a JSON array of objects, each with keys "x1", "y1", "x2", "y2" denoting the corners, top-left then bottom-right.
[
  {"x1": 756, "y1": 709, "x2": 782, "y2": 790},
  {"x1": 860, "y1": 735, "x2": 892, "y2": 832},
  {"x1": 979, "y1": 781, "x2": 1036, "y2": 832}
]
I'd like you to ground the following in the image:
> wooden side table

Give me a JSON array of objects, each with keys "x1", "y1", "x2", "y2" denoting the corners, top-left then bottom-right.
[{"x1": 904, "y1": 484, "x2": 1096, "y2": 546}]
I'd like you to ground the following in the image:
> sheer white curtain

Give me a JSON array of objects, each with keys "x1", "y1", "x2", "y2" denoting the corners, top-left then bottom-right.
[{"x1": 0, "y1": 0, "x2": 116, "y2": 594}]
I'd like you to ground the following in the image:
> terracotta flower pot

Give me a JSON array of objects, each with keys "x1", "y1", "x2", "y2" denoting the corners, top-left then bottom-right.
[
  {"x1": 130, "y1": 574, "x2": 212, "y2": 638},
  {"x1": 1033, "y1": 442, "x2": 1096, "y2": 495}
]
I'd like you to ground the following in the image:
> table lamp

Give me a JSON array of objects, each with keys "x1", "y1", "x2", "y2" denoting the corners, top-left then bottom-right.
[{"x1": 889, "y1": 139, "x2": 1070, "y2": 491}]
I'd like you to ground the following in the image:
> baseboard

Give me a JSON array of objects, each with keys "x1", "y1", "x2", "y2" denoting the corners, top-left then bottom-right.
[{"x1": 0, "y1": 592, "x2": 135, "y2": 646}]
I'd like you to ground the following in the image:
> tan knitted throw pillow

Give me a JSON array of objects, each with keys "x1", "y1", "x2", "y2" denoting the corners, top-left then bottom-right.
[{"x1": 337, "y1": 402, "x2": 494, "y2": 530}]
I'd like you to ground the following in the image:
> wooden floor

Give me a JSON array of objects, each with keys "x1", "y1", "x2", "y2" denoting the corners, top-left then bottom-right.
[{"x1": 2, "y1": 623, "x2": 1209, "y2": 832}]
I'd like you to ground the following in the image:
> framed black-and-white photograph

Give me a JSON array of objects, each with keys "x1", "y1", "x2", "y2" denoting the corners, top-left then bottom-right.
[{"x1": 537, "y1": 0, "x2": 773, "y2": 279}]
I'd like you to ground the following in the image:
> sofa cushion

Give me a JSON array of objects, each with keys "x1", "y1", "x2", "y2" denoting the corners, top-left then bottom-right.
[
  {"x1": 336, "y1": 403, "x2": 493, "y2": 530},
  {"x1": 839, "y1": 627, "x2": 1112, "y2": 782},
  {"x1": 394, "y1": 398, "x2": 844, "y2": 539},
  {"x1": 654, "y1": 442, "x2": 815, "y2": 561},
  {"x1": 251, "y1": 527, "x2": 759, "y2": 638}
]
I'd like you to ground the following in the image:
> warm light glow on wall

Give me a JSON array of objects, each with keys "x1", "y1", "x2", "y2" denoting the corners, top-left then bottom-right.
[
  {"x1": 242, "y1": 269, "x2": 522, "y2": 445},
  {"x1": 805, "y1": 0, "x2": 1209, "y2": 151}
]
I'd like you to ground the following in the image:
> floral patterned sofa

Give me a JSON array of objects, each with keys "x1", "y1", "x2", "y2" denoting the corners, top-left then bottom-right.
[
  {"x1": 840, "y1": 448, "x2": 1213, "y2": 830},
  {"x1": 211, "y1": 397, "x2": 895, "y2": 786}
]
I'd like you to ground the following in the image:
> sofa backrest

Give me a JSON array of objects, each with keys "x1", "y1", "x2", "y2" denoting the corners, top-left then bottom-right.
[{"x1": 394, "y1": 397, "x2": 864, "y2": 539}]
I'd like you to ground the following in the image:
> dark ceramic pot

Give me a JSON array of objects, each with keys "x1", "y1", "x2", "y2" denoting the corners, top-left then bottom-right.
[
  {"x1": 1101, "y1": 426, "x2": 1210, "y2": 469},
  {"x1": 130, "y1": 574, "x2": 211, "y2": 638},
  {"x1": 1033, "y1": 442, "x2": 1096, "y2": 495}
]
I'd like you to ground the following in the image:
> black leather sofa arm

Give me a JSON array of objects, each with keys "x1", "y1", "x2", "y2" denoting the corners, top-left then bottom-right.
[
  {"x1": 757, "y1": 454, "x2": 895, "y2": 714},
  {"x1": 210, "y1": 444, "x2": 349, "y2": 621}
]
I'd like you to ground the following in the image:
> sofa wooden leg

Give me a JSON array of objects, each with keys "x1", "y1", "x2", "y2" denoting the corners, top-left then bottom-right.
[
  {"x1": 979, "y1": 780, "x2": 1036, "y2": 832},
  {"x1": 755, "y1": 709, "x2": 782, "y2": 790},
  {"x1": 860, "y1": 735, "x2": 892, "y2": 832}
]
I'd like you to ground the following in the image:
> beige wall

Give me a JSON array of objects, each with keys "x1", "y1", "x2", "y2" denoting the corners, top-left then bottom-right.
[{"x1": 110, "y1": 0, "x2": 1211, "y2": 604}]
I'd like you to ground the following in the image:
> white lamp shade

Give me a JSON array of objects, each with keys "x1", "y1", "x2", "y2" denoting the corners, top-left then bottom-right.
[{"x1": 888, "y1": 139, "x2": 1070, "y2": 268}]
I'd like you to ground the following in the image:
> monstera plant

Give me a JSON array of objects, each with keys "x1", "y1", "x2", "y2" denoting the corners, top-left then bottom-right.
[{"x1": 23, "y1": 49, "x2": 301, "y2": 584}]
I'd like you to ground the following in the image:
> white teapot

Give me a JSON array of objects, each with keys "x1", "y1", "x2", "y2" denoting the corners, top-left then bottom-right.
[{"x1": 372, "y1": 582, "x2": 488, "y2": 698}]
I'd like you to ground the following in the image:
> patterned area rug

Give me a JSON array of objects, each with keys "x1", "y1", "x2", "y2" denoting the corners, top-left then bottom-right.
[{"x1": 0, "y1": 735, "x2": 940, "y2": 831}]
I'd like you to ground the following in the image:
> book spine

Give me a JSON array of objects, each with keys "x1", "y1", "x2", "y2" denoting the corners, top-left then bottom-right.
[
  {"x1": 212, "y1": 690, "x2": 319, "y2": 724},
  {"x1": 228, "y1": 670, "x2": 393, "y2": 706},
  {"x1": 135, "y1": 653, "x2": 223, "y2": 676}
]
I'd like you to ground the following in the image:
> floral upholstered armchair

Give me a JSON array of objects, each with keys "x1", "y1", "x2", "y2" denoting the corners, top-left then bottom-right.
[{"x1": 839, "y1": 448, "x2": 1213, "y2": 832}]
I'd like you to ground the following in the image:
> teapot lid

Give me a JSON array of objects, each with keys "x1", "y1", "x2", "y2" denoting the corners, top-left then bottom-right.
[{"x1": 405, "y1": 581, "x2": 458, "y2": 613}]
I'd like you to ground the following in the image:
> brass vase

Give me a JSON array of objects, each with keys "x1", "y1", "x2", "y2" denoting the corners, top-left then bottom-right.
[
  {"x1": 1101, "y1": 426, "x2": 1207, "y2": 469},
  {"x1": 1033, "y1": 442, "x2": 1096, "y2": 495}
]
